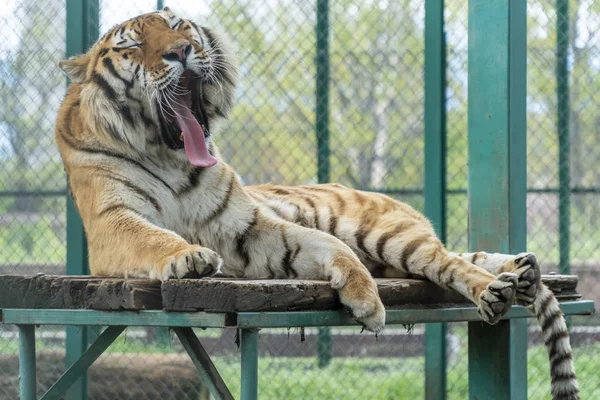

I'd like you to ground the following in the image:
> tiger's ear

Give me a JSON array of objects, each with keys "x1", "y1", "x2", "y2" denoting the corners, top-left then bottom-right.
[{"x1": 58, "y1": 54, "x2": 90, "y2": 83}]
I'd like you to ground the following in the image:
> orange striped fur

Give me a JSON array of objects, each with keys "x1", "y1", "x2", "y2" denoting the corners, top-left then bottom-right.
[{"x1": 54, "y1": 9, "x2": 578, "y2": 398}]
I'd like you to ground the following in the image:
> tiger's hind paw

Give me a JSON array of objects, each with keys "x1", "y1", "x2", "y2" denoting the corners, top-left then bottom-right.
[
  {"x1": 478, "y1": 272, "x2": 517, "y2": 324},
  {"x1": 513, "y1": 252, "x2": 541, "y2": 307}
]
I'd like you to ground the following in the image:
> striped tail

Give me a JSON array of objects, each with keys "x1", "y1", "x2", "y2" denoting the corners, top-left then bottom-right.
[{"x1": 531, "y1": 284, "x2": 579, "y2": 400}]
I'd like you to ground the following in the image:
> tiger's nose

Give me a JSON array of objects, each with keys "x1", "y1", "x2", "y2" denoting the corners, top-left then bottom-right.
[{"x1": 162, "y1": 41, "x2": 192, "y2": 64}]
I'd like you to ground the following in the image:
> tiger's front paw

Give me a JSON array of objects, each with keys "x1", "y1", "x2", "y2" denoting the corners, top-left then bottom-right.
[
  {"x1": 478, "y1": 272, "x2": 517, "y2": 324},
  {"x1": 513, "y1": 252, "x2": 541, "y2": 307},
  {"x1": 151, "y1": 246, "x2": 222, "y2": 281}
]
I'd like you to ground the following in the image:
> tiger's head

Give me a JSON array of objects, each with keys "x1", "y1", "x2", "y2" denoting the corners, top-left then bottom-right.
[{"x1": 59, "y1": 7, "x2": 237, "y2": 167}]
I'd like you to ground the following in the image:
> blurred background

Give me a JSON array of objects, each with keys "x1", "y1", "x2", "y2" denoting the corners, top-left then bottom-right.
[{"x1": 1, "y1": 0, "x2": 599, "y2": 398}]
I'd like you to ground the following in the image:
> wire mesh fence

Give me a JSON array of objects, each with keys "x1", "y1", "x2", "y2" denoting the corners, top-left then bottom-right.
[{"x1": 1, "y1": 0, "x2": 599, "y2": 398}]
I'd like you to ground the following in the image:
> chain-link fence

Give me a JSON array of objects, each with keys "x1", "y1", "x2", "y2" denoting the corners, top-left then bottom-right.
[{"x1": 1, "y1": 0, "x2": 599, "y2": 398}]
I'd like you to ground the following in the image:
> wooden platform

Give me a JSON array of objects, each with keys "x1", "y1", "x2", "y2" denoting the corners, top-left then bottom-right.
[{"x1": 0, "y1": 274, "x2": 581, "y2": 312}]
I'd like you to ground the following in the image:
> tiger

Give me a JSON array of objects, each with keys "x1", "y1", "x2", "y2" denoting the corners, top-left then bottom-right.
[{"x1": 55, "y1": 8, "x2": 578, "y2": 400}]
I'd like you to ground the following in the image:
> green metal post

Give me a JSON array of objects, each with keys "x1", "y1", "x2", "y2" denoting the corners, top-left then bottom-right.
[
  {"x1": 316, "y1": 0, "x2": 333, "y2": 369},
  {"x1": 467, "y1": 0, "x2": 527, "y2": 399},
  {"x1": 556, "y1": 0, "x2": 570, "y2": 275},
  {"x1": 157, "y1": 0, "x2": 164, "y2": 10},
  {"x1": 316, "y1": 0, "x2": 330, "y2": 184},
  {"x1": 240, "y1": 329, "x2": 259, "y2": 400},
  {"x1": 424, "y1": 1, "x2": 447, "y2": 399},
  {"x1": 65, "y1": 1, "x2": 99, "y2": 399},
  {"x1": 18, "y1": 325, "x2": 37, "y2": 400}
]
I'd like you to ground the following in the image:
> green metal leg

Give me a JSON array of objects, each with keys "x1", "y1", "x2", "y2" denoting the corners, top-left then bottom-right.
[
  {"x1": 18, "y1": 325, "x2": 37, "y2": 400},
  {"x1": 425, "y1": 323, "x2": 447, "y2": 400},
  {"x1": 173, "y1": 328, "x2": 233, "y2": 400},
  {"x1": 468, "y1": 319, "x2": 527, "y2": 400},
  {"x1": 317, "y1": 327, "x2": 332, "y2": 368},
  {"x1": 240, "y1": 329, "x2": 258, "y2": 400},
  {"x1": 42, "y1": 326, "x2": 125, "y2": 400}
]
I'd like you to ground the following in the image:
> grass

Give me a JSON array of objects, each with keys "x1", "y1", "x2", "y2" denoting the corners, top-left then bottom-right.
[{"x1": 0, "y1": 328, "x2": 599, "y2": 399}]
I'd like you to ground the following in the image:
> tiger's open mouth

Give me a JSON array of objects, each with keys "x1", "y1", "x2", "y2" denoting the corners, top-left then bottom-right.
[{"x1": 159, "y1": 70, "x2": 217, "y2": 167}]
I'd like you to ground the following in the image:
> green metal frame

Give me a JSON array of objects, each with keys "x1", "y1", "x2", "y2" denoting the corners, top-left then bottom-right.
[
  {"x1": 65, "y1": 1, "x2": 99, "y2": 399},
  {"x1": 315, "y1": 0, "x2": 333, "y2": 369},
  {"x1": 9, "y1": 301, "x2": 594, "y2": 400},
  {"x1": 424, "y1": 1, "x2": 447, "y2": 399},
  {"x1": 468, "y1": 0, "x2": 527, "y2": 398},
  {"x1": 556, "y1": 0, "x2": 570, "y2": 275}
]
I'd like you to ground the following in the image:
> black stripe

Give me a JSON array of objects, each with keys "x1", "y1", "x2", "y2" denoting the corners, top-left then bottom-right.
[
  {"x1": 546, "y1": 330, "x2": 570, "y2": 359},
  {"x1": 120, "y1": 104, "x2": 135, "y2": 126},
  {"x1": 177, "y1": 167, "x2": 206, "y2": 196},
  {"x1": 400, "y1": 235, "x2": 430, "y2": 271},
  {"x1": 551, "y1": 353, "x2": 573, "y2": 375},
  {"x1": 376, "y1": 221, "x2": 417, "y2": 262},
  {"x1": 236, "y1": 209, "x2": 258, "y2": 268},
  {"x1": 269, "y1": 205, "x2": 288, "y2": 221},
  {"x1": 302, "y1": 196, "x2": 319, "y2": 229},
  {"x1": 269, "y1": 187, "x2": 292, "y2": 196},
  {"x1": 332, "y1": 191, "x2": 347, "y2": 214},
  {"x1": 203, "y1": 174, "x2": 236, "y2": 223},
  {"x1": 103, "y1": 57, "x2": 144, "y2": 109},
  {"x1": 281, "y1": 229, "x2": 299, "y2": 278},
  {"x1": 103, "y1": 175, "x2": 162, "y2": 214},
  {"x1": 437, "y1": 257, "x2": 455, "y2": 285},
  {"x1": 355, "y1": 215, "x2": 378, "y2": 257},
  {"x1": 98, "y1": 203, "x2": 141, "y2": 217},
  {"x1": 99, "y1": 48, "x2": 109, "y2": 57},
  {"x1": 327, "y1": 206, "x2": 338, "y2": 235},
  {"x1": 538, "y1": 292, "x2": 555, "y2": 316},
  {"x1": 542, "y1": 310, "x2": 563, "y2": 333},
  {"x1": 92, "y1": 72, "x2": 118, "y2": 101},
  {"x1": 550, "y1": 372, "x2": 577, "y2": 384},
  {"x1": 59, "y1": 133, "x2": 176, "y2": 193},
  {"x1": 266, "y1": 258, "x2": 276, "y2": 278},
  {"x1": 472, "y1": 252, "x2": 483, "y2": 264}
]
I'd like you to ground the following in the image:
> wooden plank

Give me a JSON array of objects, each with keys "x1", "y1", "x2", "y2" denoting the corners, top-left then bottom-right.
[
  {"x1": 0, "y1": 275, "x2": 161, "y2": 310},
  {"x1": 162, "y1": 275, "x2": 580, "y2": 312},
  {"x1": 0, "y1": 274, "x2": 580, "y2": 311}
]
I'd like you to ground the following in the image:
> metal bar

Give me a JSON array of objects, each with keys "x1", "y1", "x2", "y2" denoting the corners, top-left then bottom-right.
[
  {"x1": 425, "y1": 323, "x2": 446, "y2": 400},
  {"x1": 424, "y1": 1, "x2": 447, "y2": 398},
  {"x1": 1, "y1": 309, "x2": 232, "y2": 327},
  {"x1": 0, "y1": 190, "x2": 67, "y2": 197},
  {"x1": 18, "y1": 325, "x2": 36, "y2": 400},
  {"x1": 1, "y1": 300, "x2": 593, "y2": 327},
  {"x1": 316, "y1": 0, "x2": 330, "y2": 183},
  {"x1": 157, "y1": 0, "x2": 164, "y2": 10},
  {"x1": 315, "y1": 0, "x2": 333, "y2": 369},
  {"x1": 240, "y1": 329, "x2": 259, "y2": 400},
  {"x1": 173, "y1": 328, "x2": 234, "y2": 400},
  {"x1": 41, "y1": 326, "x2": 125, "y2": 400},
  {"x1": 556, "y1": 0, "x2": 570, "y2": 275},
  {"x1": 353, "y1": 186, "x2": 600, "y2": 196},
  {"x1": 467, "y1": 0, "x2": 527, "y2": 398},
  {"x1": 317, "y1": 326, "x2": 332, "y2": 368},
  {"x1": 234, "y1": 301, "x2": 593, "y2": 328},
  {"x1": 65, "y1": 1, "x2": 99, "y2": 397}
]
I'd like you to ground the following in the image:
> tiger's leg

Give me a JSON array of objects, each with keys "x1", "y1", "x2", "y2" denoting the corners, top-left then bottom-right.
[
  {"x1": 354, "y1": 214, "x2": 518, "y2": 324},
  {"x1": 247, "y1": 185, "x2": 517, "y2": 324},
  {"x1": 86, "y1": 208, "x2": 223, "y2": 280},
  {"x1": 232, "y1": 216, "x2": 386, "y2": 333},
  {"x1": 453, "y1": 252, "x2": 541, "y2": 306}
]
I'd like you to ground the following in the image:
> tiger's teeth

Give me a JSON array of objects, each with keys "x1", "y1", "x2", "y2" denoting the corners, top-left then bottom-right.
[{"x1": 180, "y1": 132, "x2": 184, "y2": 142}]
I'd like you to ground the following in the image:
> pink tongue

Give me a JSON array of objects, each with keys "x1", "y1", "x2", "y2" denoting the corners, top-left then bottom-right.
[{"x1": 172, "y1": 99, "x2": 217, "y2": 168}]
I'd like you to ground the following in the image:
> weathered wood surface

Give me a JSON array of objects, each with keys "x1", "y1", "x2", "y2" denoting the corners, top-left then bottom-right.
[
  {"x1": 162, "y1": 274, "x2": 581, "y2": 312},
  {"x1": 0, "y1": 274, "x2": 580, "y2": 311},
  {"x1": 0, "y1": 275, "x2": 162, "y2": 310}
]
